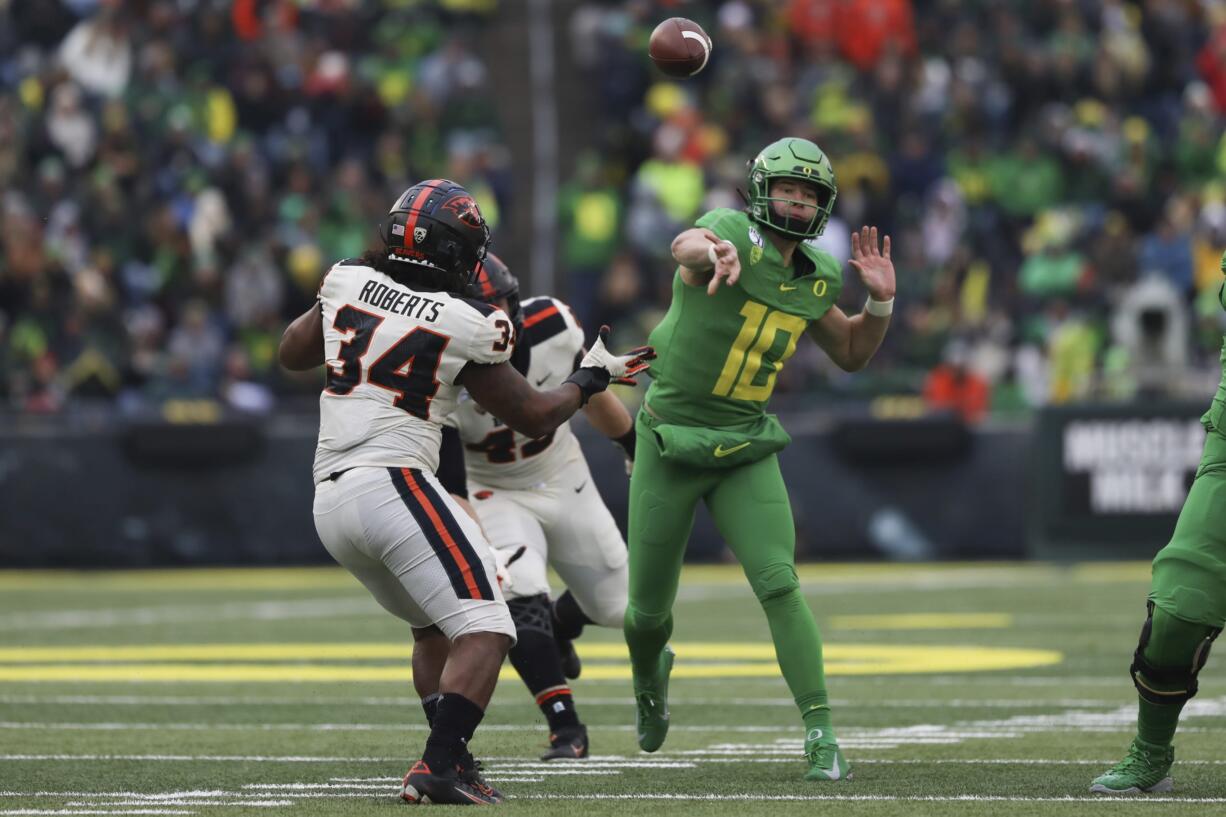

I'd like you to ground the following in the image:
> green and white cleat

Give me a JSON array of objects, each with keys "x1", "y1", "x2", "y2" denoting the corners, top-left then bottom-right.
[
  {"x1": 1090, "y1": 738, "x2": 1174, "y2": 794},
  {"x1": 803, "y1": 732, "x2": 852, "y2": 781},
  {"x1": 634, "y1": 645, "x2": 675, "y2": 752}
]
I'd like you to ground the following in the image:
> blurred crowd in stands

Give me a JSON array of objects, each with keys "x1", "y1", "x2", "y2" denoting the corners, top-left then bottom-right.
[
  {"x1": 2, "y1": 0, "x2": 1225, "y2": 422},
  {"x1": 0, "y1": 0, "x2": 504, "y2": 414}
]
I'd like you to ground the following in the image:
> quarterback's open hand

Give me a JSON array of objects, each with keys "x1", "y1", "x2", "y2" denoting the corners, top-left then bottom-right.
[
  {"x1": 707, "y1": 239, "x2": 740, "y2": 296},
  {"x1": 849, "y1": 226, "x2": 895, "y2": 301}
]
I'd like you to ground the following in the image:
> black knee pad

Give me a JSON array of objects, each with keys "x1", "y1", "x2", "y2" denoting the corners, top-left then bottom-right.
[
  {"x1": 506, "y1": 594, "x2": 566, "y2": 695},
  {"x1": 507, "y1": 593, "x2": 554, "y2": 638},
  {"x1": 751, "y1": 563, "x2": 800, "y2": 604},
  {"x1": 1130, "y1": 601, "x2": 1222, "y2": 705}
]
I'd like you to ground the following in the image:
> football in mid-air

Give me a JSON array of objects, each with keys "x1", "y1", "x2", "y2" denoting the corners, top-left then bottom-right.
[{"x1": 648, "y1": 17, "x2": 712, "y2": 78}]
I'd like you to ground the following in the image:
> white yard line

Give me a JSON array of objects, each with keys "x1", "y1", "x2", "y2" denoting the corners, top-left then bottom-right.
[
  {"x1": 568, "y1": 697, "x2": 1123, "y2": 708},
  {"x1": 4, "y1": 719, "x2": 1208, "y2": 736},
  {"x1": 509, "y1": 794, "x2": 1226, "y2": 803},
  {"x1": 7, "y1": 755, "x2": 1226, "y2": 775},
  {"x1": 0, "y1": 694, "x2": 1126, "y2": 708},
  {"x1": 0, "y1": 756, "x2": 401, "y2": 763},
  {"x1": 2, "y1": 793, "x2": 275, "y2": 799},
  {"x1": 0, "y1": 811, "x2": 196, "y2": 816},
  {"x1": 6, "y1": 753, "x2": 1226, "y2": 767},
  {"x1": 0, "y1": 722, "x2": 792, "y2": 733},
  {"x1": 9, "y1": 790, "x2": 1226, "y2": 806},
  {"x1": 63, "y1": 801, "x2": 291, "y2": 807}
]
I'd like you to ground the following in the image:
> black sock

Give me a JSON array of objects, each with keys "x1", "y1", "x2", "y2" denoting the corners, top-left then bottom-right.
[
  {"x1": 508, "y1": 594, "x2": 582, "y2": 732},
  {"x1": 421, "y1": 693, "x2": 484, "y2": 773},
  {"x1": 535, "y1": 685, "x2": 581, "y2": 733},
  {"x1": 421, "y1": 692, "x2": 442, "y2": 727},
  {"x1": 553, "y1": 591, "x2": 594, "y2": 642}
]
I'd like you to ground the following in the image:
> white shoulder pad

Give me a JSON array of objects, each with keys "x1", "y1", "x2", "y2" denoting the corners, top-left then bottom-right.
[
  {"x1": 555, "y1": 298, "x2": 587, "y2": 353},
  {"x1": 522, "y1": 295, "x2": 585, "y2": 356}
]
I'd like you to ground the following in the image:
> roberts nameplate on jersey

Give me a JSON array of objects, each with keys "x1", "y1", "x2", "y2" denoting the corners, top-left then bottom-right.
[{"x1": 358, "y1": 278, "x2": 444, "y2": 322}]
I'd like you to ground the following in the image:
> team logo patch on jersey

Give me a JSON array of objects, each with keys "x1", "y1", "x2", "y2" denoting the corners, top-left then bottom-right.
[
  {"x1": 748, "y1": 227, "x2": 764, "y2": 265},
  {"x1": 413, "y1": 226, "x2": 428, "y2": 244}
]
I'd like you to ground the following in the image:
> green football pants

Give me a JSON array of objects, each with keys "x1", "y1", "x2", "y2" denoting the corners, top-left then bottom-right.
[
  {"x1": 623, "y1": 410, "x2": 830, "y2": 711},
  {"x1": 1131, "y1": 427, "x2": 1226, "y2": 746},
  {"x1": 1151, "y1": 431, "x2": 1226, "y2": 628}
]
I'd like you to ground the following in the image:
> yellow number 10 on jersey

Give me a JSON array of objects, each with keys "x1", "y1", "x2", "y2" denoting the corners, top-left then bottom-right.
[{"x1": 713, "y1": 301, "x2": 807, "y2": 401}]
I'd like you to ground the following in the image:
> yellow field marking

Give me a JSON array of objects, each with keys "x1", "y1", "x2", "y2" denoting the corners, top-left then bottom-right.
[
  {"x1": 0, "y1": 643, "x2": 1062, "y2": 681},
  {"x1": 1069, "y1": 562, "x2": 1152, "y2": 583},
  {"x1": 0, "y1": 567, "x2": 356, "y2": 592},
  {"x1": 0, "y1": 644, "x2": 413, "y2": 662},
  {"x1": 0, "y1": 562, "x2": 1153, "y2": 592},
  {"x1": 828, "y1": 613, "x2": 1014, "y2": 630},
  {"x1": 0, "y1": 642, "x2": 779, "y2": 663},
  {"x1": 686, "y1": 563, "x2": 1052, "y2": 584}
]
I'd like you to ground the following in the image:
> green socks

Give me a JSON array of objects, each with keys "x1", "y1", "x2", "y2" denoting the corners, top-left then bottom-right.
[
  {"x1": 797, "y1": 691, "x2": 833, "y2": 742},
  {"x1": 757, "y1": 585, "x2": 834, "y2": 740}
]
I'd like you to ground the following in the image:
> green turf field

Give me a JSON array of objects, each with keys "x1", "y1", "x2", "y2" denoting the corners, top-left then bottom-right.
[{"x1": 0, "y1": 562, "x2": 1223, "y2": 816}]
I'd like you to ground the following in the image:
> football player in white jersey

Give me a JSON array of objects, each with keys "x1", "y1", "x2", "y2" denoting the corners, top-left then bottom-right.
[
  {"x1": 436, "y1": 254, "x2": 636, "y2": 761},
  {"x1": 278, "y1": 179, "x2": 654, "y2": 805}
]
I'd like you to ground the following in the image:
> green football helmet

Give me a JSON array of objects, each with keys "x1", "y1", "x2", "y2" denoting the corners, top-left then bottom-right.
[{"x1": 746, "y1": 137, "x2": 837, "y2": 240}]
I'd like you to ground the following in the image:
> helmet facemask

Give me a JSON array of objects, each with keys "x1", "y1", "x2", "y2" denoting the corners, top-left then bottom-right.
[{"x1": 751, "y1": 173, "x2": 836, "y2": 240}]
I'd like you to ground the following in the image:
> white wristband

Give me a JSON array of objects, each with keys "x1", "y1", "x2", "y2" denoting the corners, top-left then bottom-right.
[
  {"x1": 865, "y1": 296, "x2": 894, "y2": 317},
  {"x1": 707, "y1": 240, "x2": 732, "y2": 265}
]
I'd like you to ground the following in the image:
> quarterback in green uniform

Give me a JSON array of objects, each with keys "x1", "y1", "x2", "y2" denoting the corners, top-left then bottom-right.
[
  {"x1": 1090, "y1": 251, "x2": 1226, "y2": 795},
  {"x1": 623, "y1": 137, "x2": 896, "y2": 781}
]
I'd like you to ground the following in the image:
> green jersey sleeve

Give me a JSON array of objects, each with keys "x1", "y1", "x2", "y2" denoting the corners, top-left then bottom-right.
[{"x1": 695, "y1": 208, "x2": 753, "y2": 261}]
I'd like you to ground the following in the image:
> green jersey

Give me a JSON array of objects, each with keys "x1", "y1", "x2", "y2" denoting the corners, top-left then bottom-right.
[
  {"x1": 1202, "y1": 261, "x2": 1226, "y2": 435},
  {"x1": 645, "y1": 208, "x2": 844, "y2": 427}
]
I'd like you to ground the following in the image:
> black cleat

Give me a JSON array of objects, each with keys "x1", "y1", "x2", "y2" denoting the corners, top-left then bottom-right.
[
  {"x1": 556, "y1": 635, "x2": 581, "y2": 679},
  {"x1": 401, "y1": 760, "x2": 501, "y2": 805},
  {"x1": 540, "y1": 724, "x2": 589, "y2": 761},
  {"x1": 458, "y1": 752, "x2": 503, "y2": 801}
]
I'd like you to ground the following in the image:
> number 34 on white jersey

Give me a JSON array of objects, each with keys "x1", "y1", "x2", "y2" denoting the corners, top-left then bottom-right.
[{"x1": 312, "y1": 260, "x2": 513, "y2": 483}]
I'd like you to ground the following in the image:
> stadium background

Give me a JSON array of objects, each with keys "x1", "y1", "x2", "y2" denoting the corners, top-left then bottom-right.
[
  {"x1": 3, "y1": 2, "x2": 1226, "y2": 814},
  {"x1": 1, "y1": 0, "x2": 1225, "y2": 567}
]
